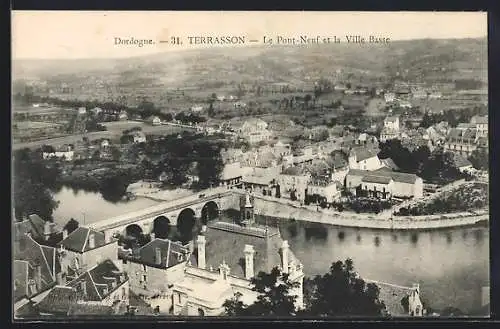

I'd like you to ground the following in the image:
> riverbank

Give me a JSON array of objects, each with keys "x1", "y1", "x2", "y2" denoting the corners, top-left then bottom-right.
[{"x1": 247, "y1": 192, "x2": 489, "y2": 230}]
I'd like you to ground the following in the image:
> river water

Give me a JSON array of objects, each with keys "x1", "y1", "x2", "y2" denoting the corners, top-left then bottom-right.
[{"x1": 52, "y1": 187, "x2": 489, "y2": 314}]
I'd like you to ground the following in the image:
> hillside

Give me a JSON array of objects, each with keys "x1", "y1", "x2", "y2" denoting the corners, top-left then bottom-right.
[{"x1": 12, "y1": 38, "x2": 488, "y2": 101}]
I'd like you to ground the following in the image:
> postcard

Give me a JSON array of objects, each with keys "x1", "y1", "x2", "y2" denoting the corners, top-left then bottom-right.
[{"x1": 11, "y1": 11, "x2": 489, "y2": 320}]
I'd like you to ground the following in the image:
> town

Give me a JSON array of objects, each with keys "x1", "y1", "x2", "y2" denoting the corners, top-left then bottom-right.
[{"x1": 12, "y1": 37, "x2": 489, "y2": 319}]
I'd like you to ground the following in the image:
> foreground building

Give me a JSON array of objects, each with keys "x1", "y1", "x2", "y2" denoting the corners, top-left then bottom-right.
[
  {"x1": 345, "y1": 168, "x2": 424, "y2": 199},
  {"x1": 171, "y1": 195, "x2": 304, "y2": 316}
]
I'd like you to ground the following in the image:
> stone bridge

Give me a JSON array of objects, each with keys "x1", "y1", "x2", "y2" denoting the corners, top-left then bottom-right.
[{"x1": 90, "y1": 187, "x2": 241, "y2": 239}]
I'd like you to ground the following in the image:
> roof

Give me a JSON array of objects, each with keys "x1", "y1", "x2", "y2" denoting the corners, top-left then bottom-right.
[
  {"x1": 370, "y1": 281, "x2": 419, "y2": 317},
  {"x1": 281, "y1": 166, "x2": 307, "y2": 176},
  {"x1": 59, "y1": 227, "x2": 107, "y2": 253},
  {"x1": 453, "y1": 154, "x2": 473, "y2": 168},
  {"x1": 14, "y1": 235, "x2": 58, "y2": 302},
  {"x1": 67, "y1": 259, "x2": 127, "y2": 302},
  {"x1": 384, "y1": 116, "x2": 399, "y2": 123},
  {"x1": 121, "y1": 238, "x2": 188, "y2": 269},
  {"x1": 193, "y1": 221, "x2": 300, "y2": 279},
  {"x1": 67, "y1": 304, "x2": 114, "y2": 316},
  {"x1": 348, "y1": 169, "x2": 419, "y2": 184},
  {"x1": 471, "y1": 115, "x2": 488, "y2": 125},
  {"x1": 220, "y1": 162, "x2": 243, "y2": 180},
  {"x1": 381, "y1": 158, "x2": 400, "y2": 171},
  {"x1": 350, "y1": 147, "x2": 379, "y2": 162},
  {"x1": 361, "y1": 175, "x2": 393, "y2": 184},
  {"x1": 35, "y1": 286, "x2": 79, "y2": 314}
]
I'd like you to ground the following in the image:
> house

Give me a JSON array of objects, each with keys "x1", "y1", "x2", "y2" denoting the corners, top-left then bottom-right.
[
  {"x1": 77, "y1": 107, "x2": 87, "y2": 115},
  {"x1": 219, "y1": 162, "x2": 244, "y2": 187},
  {"x1": 13, "y1": 234, "x2": 62, "y2": 317},
  {"x1": 42, "y1": 144, "x2": 75, "y2": 161},
  {"x1": 379, "y1": 128, "x2": 400, "y2": 143},
  {"x1": 191, "y1": 105, "x2": 204, "y2": 113},
  {"x1": 233, "y1": 101, "x2": 247, "y2": 109},
  {"x1": 119, "y1": 238, "x2": 189, "y2": 310},
  {"x1": 345, "y1": 168, "x2": 424, "y2": 199},
  {"x1": 132, "y1": 131, "x2": 146, "y2": 143},
  {"x1": 307, "y1": 179, "x2": 342, "y2": 204},
  {"x1": 452, "y1": 154, "x2": 474, "y2": 173},
  {"x1": 90, "y1": 107, "x2": 103, "y2": 116},
  {"x1": 172, "y1": 199, "x2": 304, "y2": 316},
  {"x1": 241, "y1": 166, "x2": 281, "y2": 196},
  {"x1": 100, "y1": 139, "x2": 110, "y2": 149},
  {"x1": 65, "y1": 259, "x2": 129, "y2": 308},
  {"x1": 14, "y1": 214, "x2": 63, "y2": 247},
  {"x1": 186, "y1": 162, "x2": 200, "y2": 185},
  {"x1": 384, "y1": 116, "x2": 400, "y2": 131},
  {"x1": 58, "y1": 227, "x2": 119, "y2": 284},
  {"x1": 147, "y1": 116, "x2": 162, "y2": 126},
  {"x1": 428, "y1": 92, "x2": 442, "y2": 99},
  {"x1": 118, "y1": 111, "x2": 128, "y2": 121},
  {"x1": 399, "y1": 100, "x2": 413, "y2": 109},
  {"x1": 372, "y1": 281, "x2": 425, "y2": 317},
  {"x1": 32, "y1": 285, "x2": 116, "y2": 317},
  {"x1": 239, "y1": 118, "x2": 271, "y2": 144},
  {"x1": 412, "y1": 90, "x2": 428, "y2": 99},
  {"x1": 470, "y1": 115, "x2": 488, "y2": 138},
  {"x1": 348, "y1": 147, "x2": 383, "y2": 171},
  {"x1": 443, "y1": 128, "x2": 478, "y2": 157},
  {"x1": 384, "y1": 92, "x2": 396, "y2": 103},
  {"x1": 277, "y1": 167, "x2": 311, "y2": 202}
]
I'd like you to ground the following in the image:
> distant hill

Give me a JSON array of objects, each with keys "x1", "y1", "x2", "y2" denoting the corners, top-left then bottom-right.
[{"x1": 12, "y1": 38, "x2": 487, "y2": 94}]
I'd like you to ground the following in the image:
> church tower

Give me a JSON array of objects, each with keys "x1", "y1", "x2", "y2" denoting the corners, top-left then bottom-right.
[{"x1": 240, "y1": 192, "x2": 255, "y2": 226}]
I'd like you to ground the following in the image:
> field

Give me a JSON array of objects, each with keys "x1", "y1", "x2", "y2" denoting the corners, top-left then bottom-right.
[
  {"x1": 14, "y1": 121, "x2": 63, "y2": 130},
  {"x1": 102, "y1": 121, "x2": 194, "y2": 135}
]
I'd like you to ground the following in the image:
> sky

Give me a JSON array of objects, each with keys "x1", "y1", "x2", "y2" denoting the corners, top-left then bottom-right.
[{"x1": 12, "y1": 11, "x2": 487, "y2": 60}]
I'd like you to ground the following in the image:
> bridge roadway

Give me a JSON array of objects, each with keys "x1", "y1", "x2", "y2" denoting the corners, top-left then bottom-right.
[{"x1": 90, "y1": 186, "x2": 232, "y2": 232}]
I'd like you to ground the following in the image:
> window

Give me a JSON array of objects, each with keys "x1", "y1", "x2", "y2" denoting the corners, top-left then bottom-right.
[
  {"x1": 198, "y1": 308, "x2": 205, "y2": 316},
  {"x1": 142, "y1": 274, "x2": 147, "y2": 283},
  {"x1": 178, "y1": 293, "x2": 181, "y2": 303},
  {"x1": 143, "y1": 265, "x2": 147, "y2": 272}
]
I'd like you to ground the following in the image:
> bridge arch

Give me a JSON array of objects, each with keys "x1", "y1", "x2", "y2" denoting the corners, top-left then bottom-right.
[
  {"x1": 125, "y1": 224, "x2": 143, "y2": 238},
  {"x1": 201, "y1": 201, "x2": 220, "y2": 225},
  {"x1": 177, "y1": 208, "x2": 196, "y2": 244},
  {"x1": 152, "y1": 216, "x2": 171, "y2": 239}
]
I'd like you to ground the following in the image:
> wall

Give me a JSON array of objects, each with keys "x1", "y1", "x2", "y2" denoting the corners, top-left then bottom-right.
[
  {"x1": 100, "y1": 281, "x2": 130, "y2": 306},
  {"x1": 125, "y1": 261, "x2": 186, "y2": 297},
  {"x1": 359, "y1": 156, "x2": 382, "y2": 171},
  {"x1": 331, "y1": 168, "x2": 349, "y2": 184},
  {"x1": 392, "y1": 181, "x2": 418, "y2": 199}
]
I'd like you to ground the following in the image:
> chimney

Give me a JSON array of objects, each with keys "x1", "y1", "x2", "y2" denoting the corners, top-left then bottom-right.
[
  {"x1": 243, "y1": 244, "x2": 255, "y2": 280},
  {"x1": 88, "y1": 233, "x2": 95, "y2": 249},
  {"x1": 44, "y1": 221, "x2": 52, "y2": 238},
  {"x1": 80, "y1": 281, "x2": 87, "y2": 297},
  {"x1": 281, "y1": 240, "x2": 290, "y2": 274},
  {"x1": 62, "y1": 229, "x2": 68, "y2": 240},
  {"x1": 155, "y1": 247, "x2": 162, "y2": 265},
  {"x1": 34, "y1": 264, "x2": 42, "y2": 290},
  {"x1": 197, "y1": 235, "x2": 206, "y2": 269}
]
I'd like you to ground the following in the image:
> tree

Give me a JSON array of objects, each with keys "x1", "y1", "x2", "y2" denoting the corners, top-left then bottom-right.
[
  {"x1": 468, "y1": 148, "x2": 488, "y2": 170},
  {"x1": 13, "y1": 149, "x2": 61, "y2": 221},
  {"x1": 302, "y1": 259, "x2": 386, "y2": 317},
  {"x1": 224, "y1": 267, "x2": 299, "y2": 316}
]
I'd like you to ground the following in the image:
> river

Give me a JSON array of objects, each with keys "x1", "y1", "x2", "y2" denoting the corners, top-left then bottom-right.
[{"x1": 52, "y1": 187, "x2": 489, "y2": 314}]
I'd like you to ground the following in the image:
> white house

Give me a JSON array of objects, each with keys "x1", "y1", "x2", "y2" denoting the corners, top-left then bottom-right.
[
  {"x1": 384, "y1": 92, "x2": 396, "y2": 103},
  {"x1": 348, "y1": 147, "x2": 383, "y2": 171},
  {"x1": 384, "y1": 116, "x2": 400, "y2": 131},
  {"x1": 148, "y1": 116, "x2": 162, "y2": 126},
  {"x1": 77, "y1": 107, "x2": 87, "y2": 115},
  {"x1": 132, "y1": 131, "x2": 147, "y2": 143}
]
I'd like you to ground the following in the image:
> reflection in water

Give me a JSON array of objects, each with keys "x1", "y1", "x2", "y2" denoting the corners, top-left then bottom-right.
[
  {"x1": 338, "y1": 231, "x2": 345, "y2": 240},
  {"x1": 392, "y1": 234, "x2": 398, "y2": 242},
  {"x1": 475, "y1": 230, "x2": 484, "y2": 243},
  {"x1": 356, "y1": 234, "x2": 361, "y2": 242},
  {"x1": 374, "y1": 236, "x2": 381, "y2": 247},
  {"x1": 447, "y1": 233, "x2": 453, "y2": 244},
  {"x1": 304, "y1": 224, "x2": 328, "y2": 241},
  {"x1": 411, "y1": 233, "x2": 419, "y2": 244}
]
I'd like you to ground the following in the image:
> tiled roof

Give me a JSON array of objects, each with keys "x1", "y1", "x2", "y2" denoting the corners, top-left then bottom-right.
[
  {"x1": 122, "y1": 238, "x2": 188, "y2": 269},
  {"x1": 14, "y1": 235, "x2": 58, "y2": 301},
  {"x1": 194, "y1": 222, "x2": 299, "y2": 279},
  {"x1": 35, "y1": 286, "x2": 79, "y2": 314},
  {"x1": 67, "y1": 259, "x2": 127, "y2": 302},
  {"x1": 59, "y1": 227, "x2": 107, "y2": 253},
  {"x1": 281, "y1": 166, "x2": 307, "y2": 176},
  {"x1": 67, "y1": 303, "x2": 114, "y2": 316}
]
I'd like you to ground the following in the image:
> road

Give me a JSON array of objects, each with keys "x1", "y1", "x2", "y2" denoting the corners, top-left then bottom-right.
[{"x1": 13, "y1": 131, "x2": 115, "y2": 151}]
